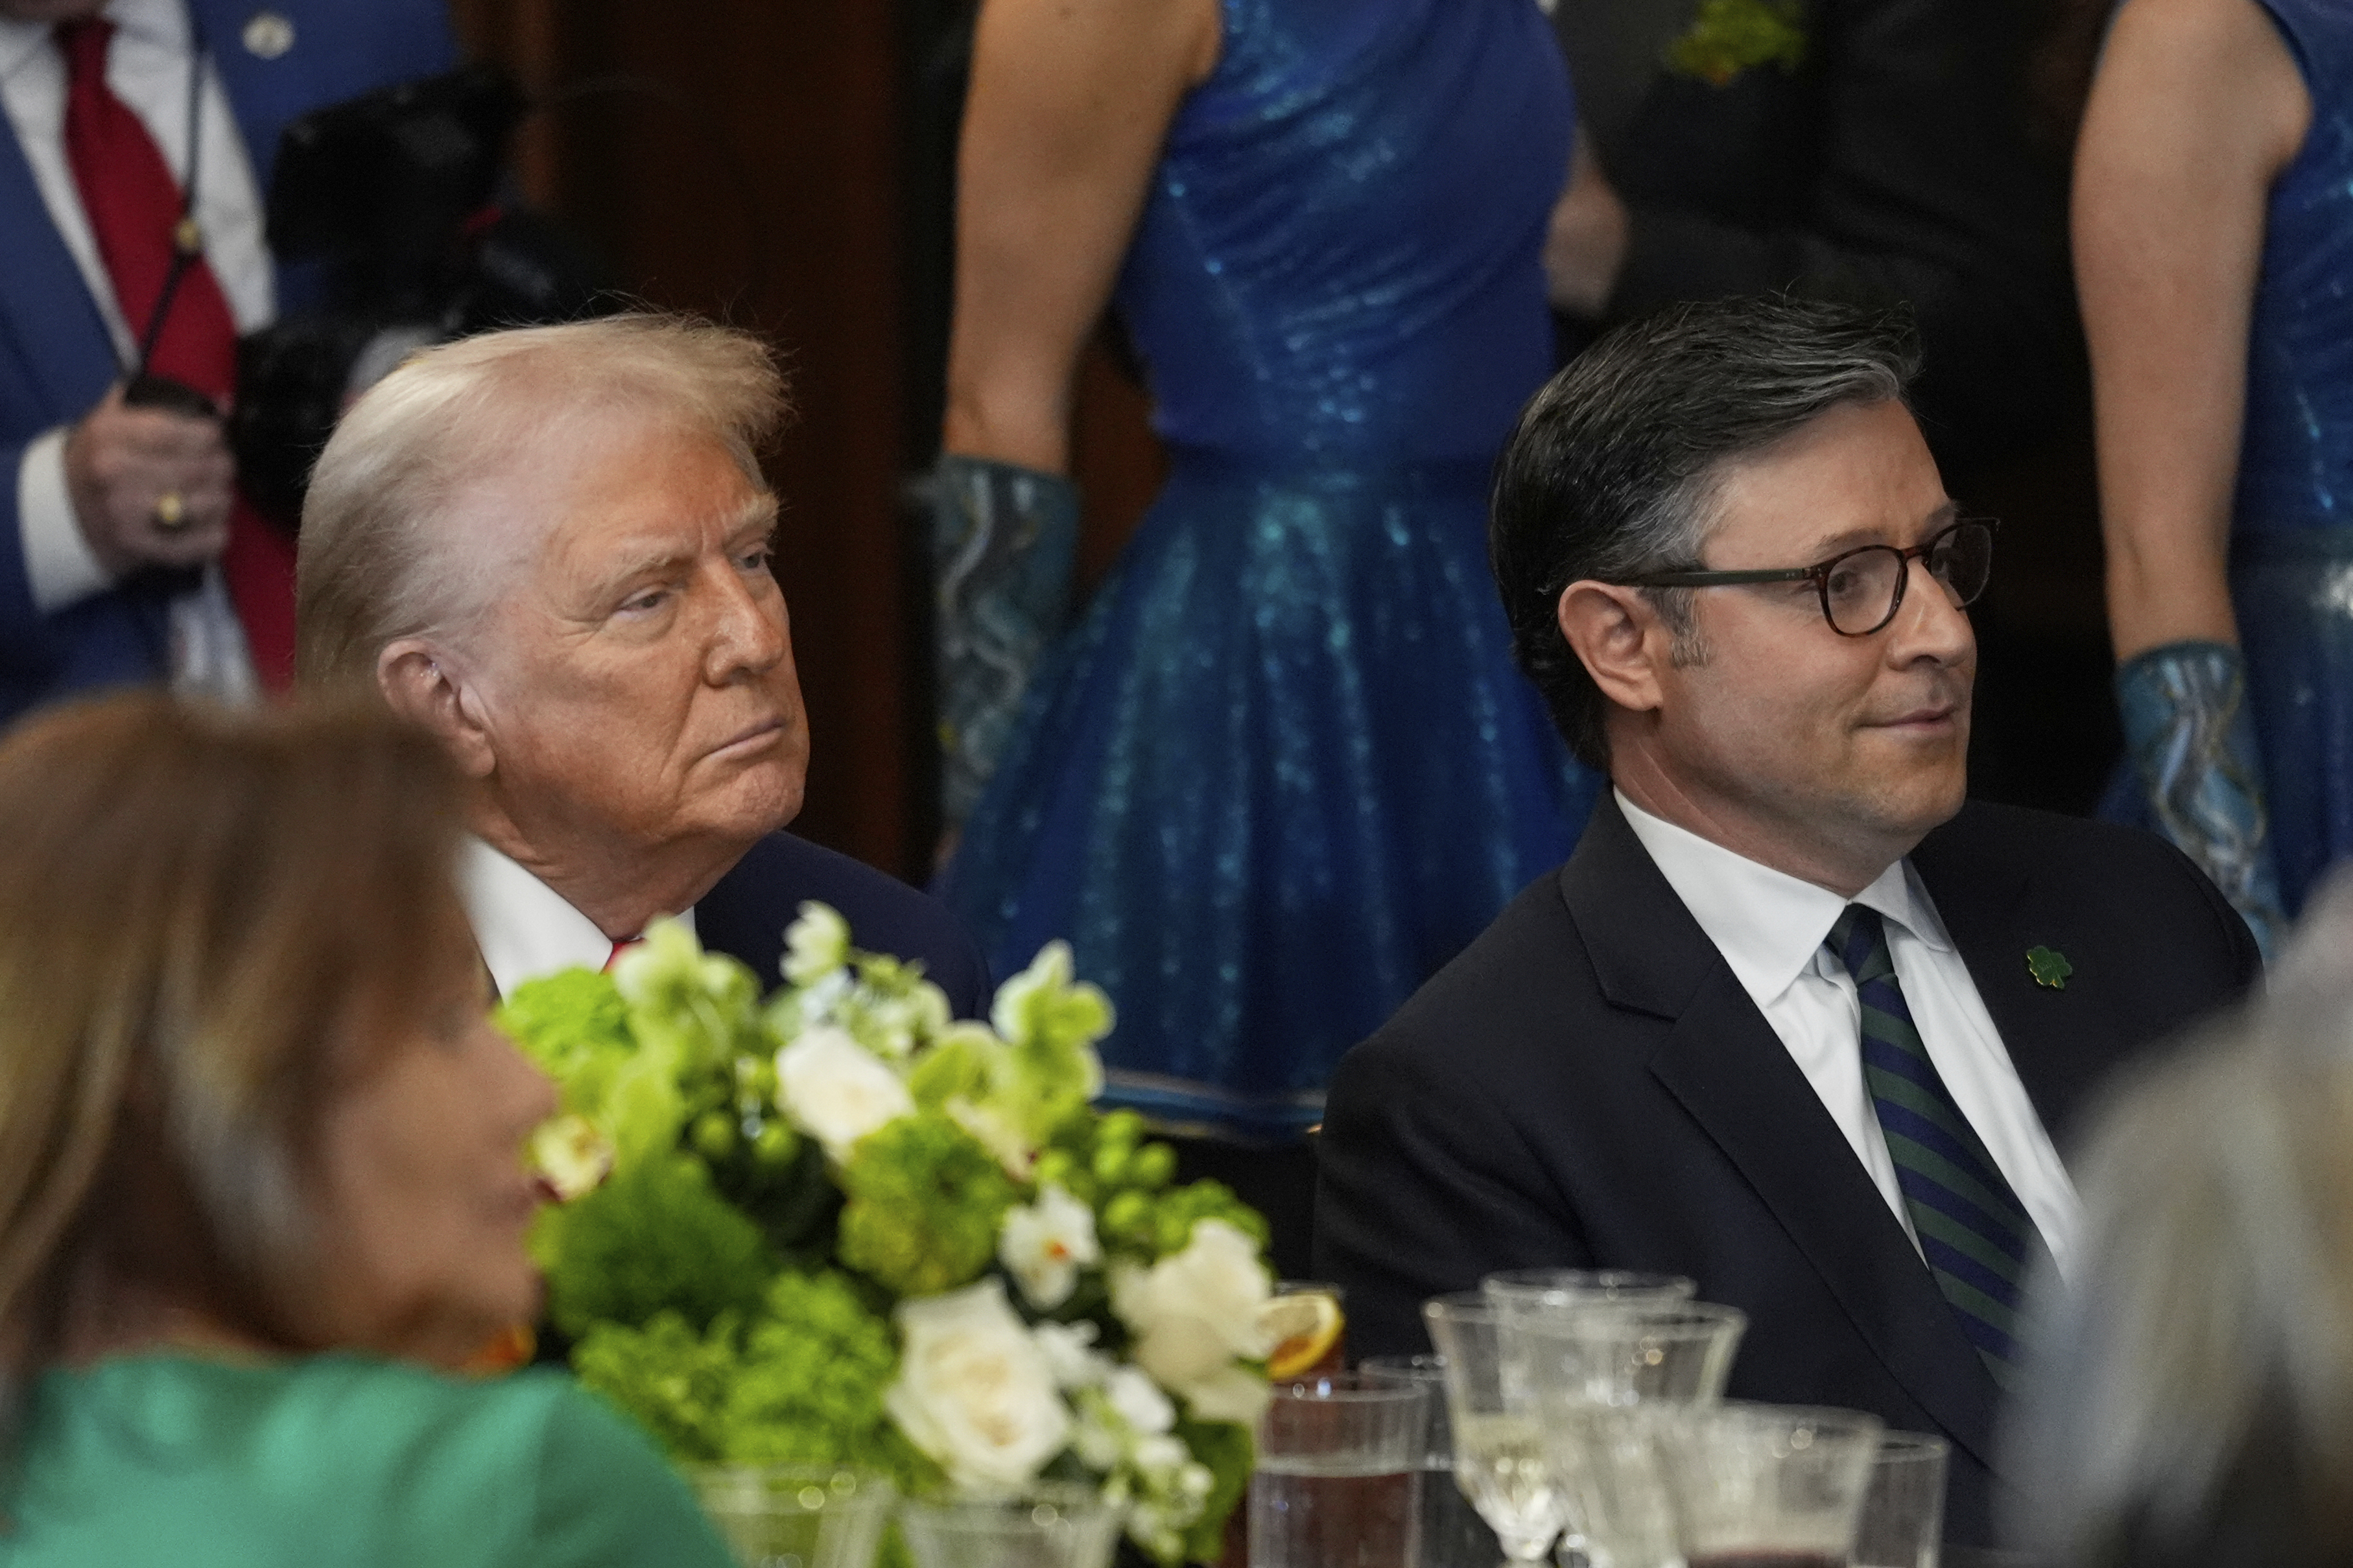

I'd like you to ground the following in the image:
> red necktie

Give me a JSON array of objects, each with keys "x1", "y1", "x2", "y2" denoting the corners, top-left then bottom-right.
[
  {"x1": 602, "y1": 939, "x2": 642, "y2": 974},
  {"x1": 58, "y1": 19, "x2": 296, "y2": 690}
]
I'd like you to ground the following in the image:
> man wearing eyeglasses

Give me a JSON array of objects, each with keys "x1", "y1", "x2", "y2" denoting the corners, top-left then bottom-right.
[{"x1": 1314, "y1": 295, "x2": 2260, "y2": 1549}]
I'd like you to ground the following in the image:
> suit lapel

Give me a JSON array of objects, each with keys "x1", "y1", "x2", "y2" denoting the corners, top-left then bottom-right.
[
  {"x1": 0, "y1": 118, "x2": 119, "y2": 425},
  {"x1": 1562, "y1": 799, "x2": 2002, "y2": 1471},
  {"x1": 1912, "y1": 808, "x2": 2116, "y2": 1148}
]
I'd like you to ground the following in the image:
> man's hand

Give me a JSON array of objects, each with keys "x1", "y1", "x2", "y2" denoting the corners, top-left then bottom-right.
[
  {"x1": 62, "y1": 383, "x2": 234, "y2": 577},
  {"x1": 1545, "y1": 128, "x2": 1631, "y2": 320}
]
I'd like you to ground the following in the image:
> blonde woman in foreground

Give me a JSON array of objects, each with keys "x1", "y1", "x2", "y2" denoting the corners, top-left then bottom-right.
[{"x1": 0, "y1": 693, "x2": 732, "y2": 1567}]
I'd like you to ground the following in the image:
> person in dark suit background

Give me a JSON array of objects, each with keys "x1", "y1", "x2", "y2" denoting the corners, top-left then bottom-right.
[
  {"x1": 1542, "y1": 0, "x2": 2081, "y2": 472},
  {"x1": 0, "y1": 0, "x2": 456, "y2": 720},
  {"x1": 292, "y1": 314, "x2": 988, "y2": 1016},
  {"x1": 1314, "y1": 297, "x2": 2258, "y2": 1547}
]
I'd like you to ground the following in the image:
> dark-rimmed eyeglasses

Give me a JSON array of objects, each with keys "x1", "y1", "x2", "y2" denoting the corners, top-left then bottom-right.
[{"x1": 1609, "y1": 518, "x2": 1996, "y2": 637}]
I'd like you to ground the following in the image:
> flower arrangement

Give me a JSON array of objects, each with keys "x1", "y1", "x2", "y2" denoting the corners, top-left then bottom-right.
[{"x1": 503, "y1": 907, "x2": 1276, "y2": 1565}]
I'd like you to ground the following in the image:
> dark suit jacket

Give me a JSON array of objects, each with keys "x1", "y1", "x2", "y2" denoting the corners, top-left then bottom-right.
[
  {"x1": 0, "y1": 0, "x2": 455, "y2": 723},
  {"x1": 696, "y1": 832, "x2": 990, "y2": 1020},
  {"x1": 1314, "y1": 797, "x2": 2259, "y2": 1547},
  {"x1": 1554, "y1": 0, "x2": 2082, "y2": 473}
]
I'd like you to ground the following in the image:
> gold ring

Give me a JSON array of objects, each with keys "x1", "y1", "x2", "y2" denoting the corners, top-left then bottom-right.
[{"x1": 154, "y1": 491, "x2": 187, "y2": 530}]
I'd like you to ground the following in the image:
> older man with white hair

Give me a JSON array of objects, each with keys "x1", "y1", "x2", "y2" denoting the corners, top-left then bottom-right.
[{"x1": 296, "y1": 314, "x2": 987, "y2": 1011}]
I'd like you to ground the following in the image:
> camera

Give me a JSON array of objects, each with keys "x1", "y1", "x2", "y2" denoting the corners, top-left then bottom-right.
[{"x1": 228, "y1": 63, "x2": 613, "y2": 527}]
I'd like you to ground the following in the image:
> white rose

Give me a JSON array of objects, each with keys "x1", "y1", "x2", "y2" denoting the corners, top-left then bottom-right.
[
  {"x1": 782, "y1": 902, "x2": 851, "y2": 986},
  {"x1": 1110, "y1": 1219, "x2": 1274, "y2": 1421},
  {"x1": 885, "y1": 1279, "x2": 1072, "y2": 1493},
  {"x1": 998, "y1": 1183, "x2": 1102, "y2": 1309},
  {"x1": 1113, "y1": 1219, "x2": 1275, "y2": 1361},
  {"x1": 775, "y1": 1025, "x2": 915, "y2": 1162}
]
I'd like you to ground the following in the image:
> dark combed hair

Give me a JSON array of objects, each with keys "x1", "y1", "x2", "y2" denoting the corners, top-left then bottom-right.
[{"x1": 1489, "y1": 295, "x2": 1924, "y2": 768}]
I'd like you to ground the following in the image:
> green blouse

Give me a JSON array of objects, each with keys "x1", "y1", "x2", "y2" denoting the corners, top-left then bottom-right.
[{"x1": 0, "y1": 1352, "x2": 735, "y2": 1567}]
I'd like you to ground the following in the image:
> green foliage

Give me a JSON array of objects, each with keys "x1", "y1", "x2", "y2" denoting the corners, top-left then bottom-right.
[
  {"x1": 1176, "y1": 1417, "x2": 1255, "y2": 1565},
  {"x1": 538, "y1": 1153, "x2": 774, "y2": 1338},
  {"x1": 571, "y1": 1272, "x2": 944, "y2": 1499},
  {"x1": 836, "y1": 1113, "x2": 1020, "y2": 1296},
  {"x1": 498, "y1": 967, "x2": 633, "y2": 1082},
  {"x1": 573, "y1": 1310, "x2": 741, "y2": 1462},
  {"x1": 499, "y1": 963, "x2": 692, "y2": 1173},
  {"x1": 720, "y1": 1272, "x2": 942, "y2": 1493},
  {"x1": 1035, "y1": 1110, "x2": 1266, "y2": 1261}
]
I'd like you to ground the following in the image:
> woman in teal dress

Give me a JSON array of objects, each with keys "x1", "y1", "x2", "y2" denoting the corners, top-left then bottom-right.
[
  {"x1": 0, "y1": 695, "x2": 732, "y2": 1568},
  {"x1": 933, "y1": 0, "x2": 1602, "y2": 1158}
]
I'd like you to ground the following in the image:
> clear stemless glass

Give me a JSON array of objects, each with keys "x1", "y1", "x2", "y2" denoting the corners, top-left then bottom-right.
[
  {"x1": 896, "y1": 1484, "x2": 1122, "y2": 1568},
  {"x1": 1253, "y1": 1374, "x2": 1428, "y2": 1568},
  {"x1": 1419, "y1": 1294, "x2": 1570, "y2": 1565},
  {"x1": 1478, "y1": 1270, "x2": 1697, "y2": 1320},
  {"x1": 1361, "y1": 1353, "x2": 1506, "y2": 1568},
  {"x1": 1850, "y1": 1432, "x2": 1950, "y2": 1568},
  {"x1": 1660, "y1": 1403, "x2": 1885, "y2": 1568},
  {"x1": 689, "y1": 1465, "x2": 896, "y2": 1568},
  {"x1": 1501, "y1": 1302, "x2": 1747, "y2": 1568}
]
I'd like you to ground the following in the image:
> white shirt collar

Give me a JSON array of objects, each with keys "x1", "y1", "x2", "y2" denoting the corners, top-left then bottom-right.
[
  {"x1": 1614, "y1": 788, "x2": 1953, "y2": 1003},
  {"x1": 458, "y1": 836, "x2": 697, "y2": 997},
  {"x1": 0, "y1": 0, "x2": 191, "y2": 83}
]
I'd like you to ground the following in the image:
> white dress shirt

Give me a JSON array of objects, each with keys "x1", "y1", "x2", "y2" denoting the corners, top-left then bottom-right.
[
  {"x1": 460, "y1": 837, "x2": 699, "y2": 998},
  {"x1": 1, "y1": 0, "x2": 270, "y2": 696},
  {"x1": 1617, "y1": 790, "x2": 2081, "y2": 1279}
]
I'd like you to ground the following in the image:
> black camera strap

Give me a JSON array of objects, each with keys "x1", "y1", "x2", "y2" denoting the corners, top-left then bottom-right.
[{"x1": 126, "y1": 10, "x2": 209, "y2": 384}]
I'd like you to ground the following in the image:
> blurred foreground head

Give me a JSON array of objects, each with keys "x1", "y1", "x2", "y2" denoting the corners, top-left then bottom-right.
[
  {"x1": 0, "y1": 694, "x2": 552, "y2": 1379},
  {"x1": 295, "y1": 314, "x2": 804, "y2": 930},
  {"x1": 2010, "y1": 872, "x2": 2353, "y2": 1565}
]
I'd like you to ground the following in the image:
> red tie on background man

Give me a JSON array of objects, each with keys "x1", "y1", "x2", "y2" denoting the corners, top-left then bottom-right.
[{"x1": 57, "y1": 19, "x2": 297, "y2": 689}]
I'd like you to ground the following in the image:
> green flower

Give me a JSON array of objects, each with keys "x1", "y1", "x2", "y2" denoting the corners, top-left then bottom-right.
[
  {"x1": 1664, "y1": 0, "x2": 1806, "y2": 85},
  {"x1": 573, "y1": 1309, "x2": 742, "y2": 1462},
  {"x1": 720, "y1": 1272, "x2": 940, "y2": 1492},
  {"x1": 836, "y1": 1112, "x2": 1021, "y2": 1297},
  {"x1": 537, "y1": 1151, "x2": 774, "y2": 1338}
]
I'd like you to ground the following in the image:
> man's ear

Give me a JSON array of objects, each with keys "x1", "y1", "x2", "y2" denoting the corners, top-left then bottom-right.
[
  {"x1": 377, "y1": 638, "x2": 497, "y2": 780},
  {"x1": 1557, "y1": 580, "x2": 1668, "y2": 716}
]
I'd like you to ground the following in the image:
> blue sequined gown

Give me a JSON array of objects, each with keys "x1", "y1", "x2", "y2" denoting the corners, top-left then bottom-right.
[
  {"x1": 2229, "y1": 0, "x2": 2353, "y2": 911},
  {"x1": 941, "y1": 0, "x2": 1600, "y2": 1141}
]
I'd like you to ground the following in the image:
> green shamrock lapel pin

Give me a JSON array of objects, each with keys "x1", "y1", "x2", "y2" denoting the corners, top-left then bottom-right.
[{"x1": 2026, "y1": 946, "x2": 2072, "y2": 990}]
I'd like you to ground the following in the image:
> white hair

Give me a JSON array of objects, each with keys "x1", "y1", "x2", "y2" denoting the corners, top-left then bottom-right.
[{"x1": 295, "y1": 313, "x2": 789, "y2": 686}]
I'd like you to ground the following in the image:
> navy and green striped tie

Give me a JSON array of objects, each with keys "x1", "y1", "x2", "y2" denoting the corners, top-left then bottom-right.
[{"x1": 1828, "y1": 905, "x2": 2048, "y2": 1387}]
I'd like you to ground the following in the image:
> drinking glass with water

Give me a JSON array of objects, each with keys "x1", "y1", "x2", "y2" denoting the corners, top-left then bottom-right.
[
  {"x1": 1252, "y1": 1374, "x2": 1428, "y2": 1568},
  {"x1": 1360, "y1": 1352, "x2": 1508, "y2": 1568}
]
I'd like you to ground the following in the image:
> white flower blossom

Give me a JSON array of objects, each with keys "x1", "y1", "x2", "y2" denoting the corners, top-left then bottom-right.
[
  {"x1": 775, "y1": 1025, "x2": 915, "y2": 1162},
  {"x1": 782, "y1": 902, "x2": 851, "y2": 987},
  {"x1": 1032, "y1": 1320, "x2": 1109, "y2": 1390},
  {"x1": 884, "y1": 1279, "x2": 1072, "y2": 1493},
  {"x1": 998, "y1": 1183, "x2": 1102, "y2": 1309},
  {"x1": 1109, "y1": 1219, "x2": 1275, "y2": 1422},
  {"x1": 1104, "y1": 1366, "x2": 1175, "y2": 1436}
]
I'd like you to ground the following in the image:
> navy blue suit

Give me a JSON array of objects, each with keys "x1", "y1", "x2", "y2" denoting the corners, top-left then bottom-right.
[
  {"x1": 698, "y1": 832, "x2": 991, "y2": 1020},
  {"x1": 1316, "y1": 798, "x2": 2259, "y2": 1547},
  {"x1": 0, "y1": 0, "x2": 454, "y2": 723}
]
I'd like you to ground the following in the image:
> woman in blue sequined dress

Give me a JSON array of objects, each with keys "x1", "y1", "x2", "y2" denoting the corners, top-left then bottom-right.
[
  {"x1": 2078, "y1": 0, "x2": 2353, "y2": 956},
  {"x1": 933, "y1": 0, "x2": 1600, "y2": 1151}
]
